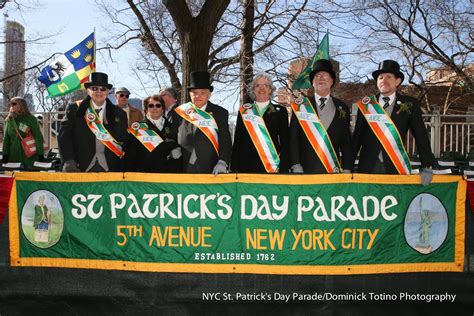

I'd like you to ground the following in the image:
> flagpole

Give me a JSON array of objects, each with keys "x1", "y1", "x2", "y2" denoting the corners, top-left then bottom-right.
[{"x1": 93, "y1": 27, "x2": 96, "y2": 72}]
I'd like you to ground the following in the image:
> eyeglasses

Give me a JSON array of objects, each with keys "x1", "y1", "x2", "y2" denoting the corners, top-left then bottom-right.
[
  {"x1": 90, "y1": 86, "x2": 108, "y2": 92},
  {"x1": 118, "y1": 94, "x2": 129, "y2": 98},
  {"x1": 148, "y1": 103, "x2": 162, "y2": 108},
  {"x1": 255, "y1": 84, "x2": 270, "y2": 89},
  {"x1": 9, "y1": 102, "x2": 17, "y2": 107}
]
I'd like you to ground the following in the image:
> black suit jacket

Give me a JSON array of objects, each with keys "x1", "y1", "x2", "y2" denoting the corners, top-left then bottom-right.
[
  {"x1": 353, "y1": 92, "x2": 436, "y2": 174},
  {"x1": 173, "y1": 102, "x2": 232, "y2": 173},
  {"x1": 290, "y1": 96, "x2": 353, "y2": 173},
  {"x1": 59, "y1": 96, "x2": 128, "y2": 172},
  {"x1": 231, "y1": 102, "x2": 290, "y2": 173},
  {"x1": 123, "y1": 118, "x2": 180, "y2": 173}
]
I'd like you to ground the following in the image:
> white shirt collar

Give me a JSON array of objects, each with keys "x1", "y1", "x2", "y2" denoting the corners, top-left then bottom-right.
[
  {"x1": 255, "y1": 100, "x2": 270, "y2": 113},
  {"x1": 92, "y1": 100, "x2": 106, "y2": 120},
  {"x1": 315, "y1": 93, "x2": 330, "y2": 106},
  {"x1": 92, "y1": 100, "x2": 105, "y2": 109},
  {"x1": 198, "y1": 103, "x2": 208, "y2": 111},
  {"x1": 255, "y1": 100, "x2": 270, "y2": 106},
  {"x1": 146, "y1": 114, "x2": 165, "y2": 130},
  {"x1": 379, "y1": 93, "x2": 396, "y2": 105}
]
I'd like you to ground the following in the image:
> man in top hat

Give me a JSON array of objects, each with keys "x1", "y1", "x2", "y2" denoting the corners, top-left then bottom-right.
[
  {"x1": 231, "y1": 72, "x2": 290, "y2": 173},
  {"x1": 59, "y1": 72, "x2": 128, "y2": 172},
  {"x1": 115, "y1": 86, "x2": 143, "y2": 126},
  {"x1": 171, "y1": 70, "x2": 232, "y2": 174},
  {"x1": 352, "y1": 60, "x2": 436, "y2": 185},
  {"x1": 290, "y1": 59, "x2": 352, "y2": 174}
]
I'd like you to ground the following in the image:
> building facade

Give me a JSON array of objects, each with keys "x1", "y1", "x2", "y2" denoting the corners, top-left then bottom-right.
[{"x1": 3, "y1": 20, "x2": 25, "y2": 111}]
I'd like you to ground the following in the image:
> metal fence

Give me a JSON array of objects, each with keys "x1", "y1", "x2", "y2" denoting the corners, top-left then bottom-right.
[
  {"x1": 405, "y1": 114, "x2": 474, "y2": 160},
  {"x1": 2, "y1": 111, "x2": 474, "y2": 160}
]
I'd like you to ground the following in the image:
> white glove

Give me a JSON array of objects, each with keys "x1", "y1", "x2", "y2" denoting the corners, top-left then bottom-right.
[
  {"x1": 291, "y1": 164, "x2": 304, "y2": 173},
  {"x1": 420, "y1": 168, "x2": 433, "y2": 186},
  {"x1": 212, "y1": 160, "x2": 228, "y2": 175},
  {"x1": 170, "y1": 147, "x2": 182, "y2": 159},
  {"x1": 63, "y1": 160, "x2": 80, "y2": 172}
]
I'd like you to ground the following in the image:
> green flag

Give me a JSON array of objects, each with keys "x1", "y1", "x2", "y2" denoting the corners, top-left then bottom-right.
[{"x1": 292, "y1": 33, "x2": 330, "y2": 90}]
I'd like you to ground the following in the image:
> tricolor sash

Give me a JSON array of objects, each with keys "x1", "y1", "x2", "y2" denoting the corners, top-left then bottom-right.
[
  {"x1": 239, "y1": 103, "x2": 280, "y2": 173},
  {"x1": 84, "y1": 105, "x2": 123, "y2": 157},
  {"x1": 175, "y1": 102, "x2": 219, "y2": 154},
  {"x1": 127, "y1": 122, "x2": 164, "y2": 152},
  {"x1": 358, "y1": 96, "x2": 411, "y2": 175},
  {"x1": 290, "y1": 97, "x2": 341, "y2": 173}
]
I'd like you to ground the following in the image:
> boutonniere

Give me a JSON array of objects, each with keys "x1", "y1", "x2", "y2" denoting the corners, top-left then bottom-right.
[
  {"x1": 115, "y1": 117, "x2": 121, "y2": 123},
  {"x1": 337, "y1": 106, "x2": 346, "y2": 119},
  {"x1": 164, "y1": 127, "x2": 170, "y2": 135},
  {"x1": 396, "y1": 101, "x2": 412, "y2": 115}
]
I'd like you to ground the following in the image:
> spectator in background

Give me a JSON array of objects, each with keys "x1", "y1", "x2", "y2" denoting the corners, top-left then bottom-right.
[
  {"x1": 59, "y1": 72, "x2": 128, "y2": 172},
  {"x1": 159, "y1": 87, "x2": 178, "y2": 123},
  {"x1": 52, "y1": 106, "x2": 65, "y2": 134},
  {"x1": 2, "y1": 97, "x2": 45, "y2": 169},
  {"x1": 123, "y1": 94, "x2": 181, "y2": 173},
  {"x1": 231, "y1": 73, "x2": 290, "y2": 173},
  {"x1": 115, "y1": 86, "x2": 143, "y2": 126}
]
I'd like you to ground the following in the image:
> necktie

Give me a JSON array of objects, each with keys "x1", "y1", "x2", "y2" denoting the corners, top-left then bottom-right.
[
  {"x1": 382, "y1": 97, "x2": 390, "y2": 109},
  {"x1": 96, "y1": 108, "x2": 102, "y2": 115},
  {"x1": 319, "y1": 97, "x2": 327, "y2": 111}
]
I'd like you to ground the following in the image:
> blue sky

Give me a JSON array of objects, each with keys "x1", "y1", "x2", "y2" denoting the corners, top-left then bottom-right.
[
  {"x1": 1, "y1": 0, "x2": 244, "y2": 112},
  {"x1": 2, "y1": 0, "x2": 149, "y2": 99}
]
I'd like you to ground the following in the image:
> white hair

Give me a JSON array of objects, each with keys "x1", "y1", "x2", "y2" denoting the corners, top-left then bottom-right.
[{"x1": 249, "y1": 73, "x2": 276, "y2": 100}]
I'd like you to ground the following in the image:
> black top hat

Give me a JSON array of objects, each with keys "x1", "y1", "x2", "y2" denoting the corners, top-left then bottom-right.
[
  {"x1": 187, "y1": 71, "x2": 214, "y2": 92},
  {"x1": 372, "y1": 60, "x2": 404, "y2": 82},
  {"x1": 309, "y1": 59, "x2": 336, "y2": 84},
  {"x1": 84, "y1": 72, "x2": 113, "y2": 90}
]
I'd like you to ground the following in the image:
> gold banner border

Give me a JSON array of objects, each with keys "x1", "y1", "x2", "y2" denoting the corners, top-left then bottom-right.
[{"x1": 9, "y1": 172, "x2": 466, "y2": 275}]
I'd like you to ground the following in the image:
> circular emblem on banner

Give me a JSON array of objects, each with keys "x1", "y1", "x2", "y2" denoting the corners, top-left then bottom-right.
[
  {"x1": 131, "y1": 122, "x2": 140, "y2": 130},
  {"x1": 86, "y1": 113, "x2": 96, "y2": 122},
  {"x1": 295, "y1": 97, "x2": 303, "y2": 105},
  {"x1": 186, "y1": 108, "x2": 194, "y2": 116},
  {"x1": 21, "y1": 190, "x2": 64, "y2": 249},
  {"x1": 404, "y1": 193, "x2": 448, "y2": 255},
  {"x1": 332, "y1": 166, "x2": 340, "y2": 173},
  {"x1": 361, "y1": 96, "x2": 371, "y2": 105},
  {"x1": 243, "y1": 103, "x2": 252, "y2": 110}
]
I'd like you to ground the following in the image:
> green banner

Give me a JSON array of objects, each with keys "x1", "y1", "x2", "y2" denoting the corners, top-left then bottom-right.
[{"x1": 10, "y1": 172, "x2": 465, "y2": 274}]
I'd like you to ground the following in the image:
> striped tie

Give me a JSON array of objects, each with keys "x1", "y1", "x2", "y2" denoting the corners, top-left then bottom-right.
[{"x1": 319, "y1": 98, "x2": 327, "y2": 110}]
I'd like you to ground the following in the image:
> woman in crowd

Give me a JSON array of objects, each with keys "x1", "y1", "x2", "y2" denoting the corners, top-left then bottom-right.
[
  {"x1": 2, "y1": 97, "x2": 44, "y2": 169},
  {"x1": 123, "y1": 94, "x2": 181, "y2": 173}
]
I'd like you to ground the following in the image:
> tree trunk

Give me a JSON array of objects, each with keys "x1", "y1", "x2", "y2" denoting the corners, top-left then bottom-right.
[
  {"x1": 164, "y1": 0, "x2": 230, "y2": 102},
  {"x1": 240, "y1": 0, "x2": 255, "y2": 105}
]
